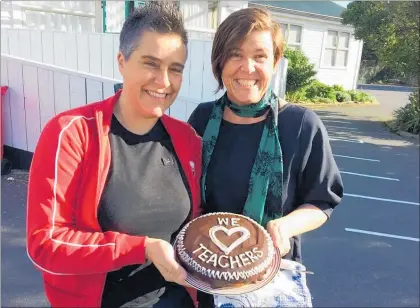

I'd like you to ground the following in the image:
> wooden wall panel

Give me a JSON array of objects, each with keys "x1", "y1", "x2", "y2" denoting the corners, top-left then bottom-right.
[
  {"x1": 88, "y1": 34, "x2": 102, "y2": 75},
  {"x1": 19, "y1": 30, "x2": 31, "y2": 59},
  {"x1": 86, "y1": 79, "x2": 103, "y2": 103},
  {"x1": 37, "y1": 68, "x2": 56, "y2": 130},
  {"x1": 188, "y1": 41, "x2": 205, "y2": 101},
  {"x1": 101, "y1": 34, "x2": 114, "y2": 79},
  {"x1": 30, "y1": 30, "x2": 43, "y2": 62},
  {"x1": 53, "y1": 32, "x2": 67, "y2": 67},
  {"x1": 70, "y1": 76, "x2": 87, "y2": 108},
  {"x1": 76, "y1": 33, "x2": 90, "y2": 72},
  {"x1": 7, "y1": 61, "x2": 27, "y2": 150},
  {"x1": 53, "y1": 72, "x2": 71, "y2": 114},
  {"x1": 66, "y1": 33, "x2": 78, "y2": 70},
  {"x1": 22, "y1": 65, "x2": 41, "y2": 152},
  {"x1": 1, "y1": 29, "x2": 9, "y2": 54},
  {"x1": 41, "y1": 31, "x2": 54, "y2": 65},
  {"x1": 1, "y1": 59, "x2": 13, "y2": 147}
]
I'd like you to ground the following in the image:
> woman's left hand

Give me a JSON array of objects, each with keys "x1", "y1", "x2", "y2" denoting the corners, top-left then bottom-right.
[{"x1": 266, "y1": 219, "x2": 291, "y2": 257}]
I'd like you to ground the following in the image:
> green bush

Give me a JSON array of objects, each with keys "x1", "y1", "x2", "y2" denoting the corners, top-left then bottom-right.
[
  {"x1": 354, "y1": 92, "x2": 367, "y2": 102},
  {"x1": 283, "y1": 58, "x2": 378, "y2": 104},
  {"x1": 347, "y1": 90, "x2": 354, "y2": 100},
  {"x1": 392, "y1": 91, "x2": 420, "y2": 134},
  {"x1": 360, "y1": 92, "x2": 373, "y2": 102},
  {"x1": 347, "y1": 90, "x2": 358, "y2": 101},
  {"x1": 284, "y1": 49, "x2": 316, "y2": 93},
  {"x1": 335, "y1": 91, "x2": 352, "y2": 102},
  {"x1": 347, "y1": 90, "x2": 373, "y2": 102},
  {"x1": 287, "y1": 82, "x2": 376, "y2": 104},
  {"x1": 332, "y1": 84, "x2": 345, "y2": 92},
  {"x1": 286, "y1": 87, "x2": 307, "y2": 103},
  {"x1": 305, "y1": 80, "x2": 336, "y2": 101}
]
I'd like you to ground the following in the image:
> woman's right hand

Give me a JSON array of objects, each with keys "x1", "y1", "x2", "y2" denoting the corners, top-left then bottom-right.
[{"x1": 145, "y1": 238, "x2": 189, "y2": 286}]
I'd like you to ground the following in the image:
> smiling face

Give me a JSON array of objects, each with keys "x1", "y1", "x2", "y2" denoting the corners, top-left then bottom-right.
[
  {"x1": 118, "y1": 30, "x2": 187, "y2": 118},
  {"x1": 221, "y1": 30, "x2": 275, "y2": 105}
]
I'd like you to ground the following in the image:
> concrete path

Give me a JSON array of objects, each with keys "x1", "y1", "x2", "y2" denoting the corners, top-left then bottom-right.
[{"x1": 1, "y1": 89, "x2": 418, "y2": 307}]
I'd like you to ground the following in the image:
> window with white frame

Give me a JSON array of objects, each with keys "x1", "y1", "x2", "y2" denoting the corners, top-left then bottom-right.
[
  {"x1": 323, "y1": 30, "x2": 350, "y2": 67},
  {"x1": 279, "y1": 23, "x2": 302, "y2": 50}
]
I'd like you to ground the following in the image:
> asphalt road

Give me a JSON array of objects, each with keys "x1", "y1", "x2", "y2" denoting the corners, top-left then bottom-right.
[
  {"x1": 304, "y1": 90, "x2": 419, "y2": 307},
  {"x1": 1, "y1": 89, "x2": 419, "y2": 307},
  {"x1": 1, "y1": 171, "x2": 49, "y2": 307}
]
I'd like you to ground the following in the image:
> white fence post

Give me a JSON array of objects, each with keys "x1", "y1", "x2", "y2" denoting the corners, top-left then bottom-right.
[
  {"x1": 95, "y1": 1, "x2": 104, "y2": 33},
  {"x1": 271, "y1": 57, "x2": 288, "y2": 100}
]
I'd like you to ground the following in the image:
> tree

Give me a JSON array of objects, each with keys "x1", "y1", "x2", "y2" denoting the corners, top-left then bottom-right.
[
  {"x1": 284, "y1": 48, "x2": 316, "y2": 93},
  {"x1": 341, "y1": 1, "x2": 419, "y2": 79}
]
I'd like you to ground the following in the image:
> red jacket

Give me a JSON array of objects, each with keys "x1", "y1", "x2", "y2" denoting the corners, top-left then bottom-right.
[{"x1": 26, "y1": 92, "x2": 202, "y2": 307}]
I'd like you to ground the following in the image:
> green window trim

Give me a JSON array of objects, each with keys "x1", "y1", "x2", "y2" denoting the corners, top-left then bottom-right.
[
  {"x1": 125, "y1": 1, "x2": 145, "y2": 18},
  {"x1": 101, "y1": 1, "x2": 106, "y2": 32}
]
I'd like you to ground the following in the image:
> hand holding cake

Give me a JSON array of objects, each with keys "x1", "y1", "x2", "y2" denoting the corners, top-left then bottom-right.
[
  {"x1": 145, "y1": 237, "x2": 189, "y2": 287},
  {"x1": 266, "y1": 219, "x2": 291, "y2": 257}
]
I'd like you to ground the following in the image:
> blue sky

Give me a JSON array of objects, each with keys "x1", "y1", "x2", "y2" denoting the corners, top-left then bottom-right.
[{"x1": 334, "y1": 1, "x2": 351, "y2": 7}]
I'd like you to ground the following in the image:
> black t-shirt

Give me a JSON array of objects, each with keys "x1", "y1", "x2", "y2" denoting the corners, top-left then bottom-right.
[
  {"x1": 98, "y1": 115, "x2": 192, "y2": 308},
  {"x1": 188, "y1": 102, "x2": 343, "y2": 263}
]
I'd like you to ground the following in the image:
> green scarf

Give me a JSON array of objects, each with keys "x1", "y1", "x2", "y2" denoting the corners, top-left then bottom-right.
[{"x1": 201, "y1": 89, "x2": 284, "y2": 227}]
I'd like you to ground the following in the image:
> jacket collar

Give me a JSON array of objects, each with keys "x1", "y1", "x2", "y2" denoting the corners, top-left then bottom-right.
[
  {"x1": 96, "y1": 90, "x2": 121, "y2": 135},
  {"x1": 95, "y1": 89, "x2": 187, "y2": 139}
]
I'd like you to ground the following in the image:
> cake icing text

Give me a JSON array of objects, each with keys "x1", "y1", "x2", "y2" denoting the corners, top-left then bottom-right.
[{"x1": 192, "y1": 243, "x2": 263, "y2": 269}]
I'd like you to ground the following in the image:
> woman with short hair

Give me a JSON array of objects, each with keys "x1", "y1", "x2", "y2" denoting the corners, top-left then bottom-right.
[
  {"x1": 26, "y1": 3, "x2": 200, "y2": 307},
  {"x1": 188, "y1": 7, "x2": 344, "y2": 307}
]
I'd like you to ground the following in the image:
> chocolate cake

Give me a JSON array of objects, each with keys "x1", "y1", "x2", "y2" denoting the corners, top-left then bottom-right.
[{"x1": 176, "y1": 212, "x2": 275, "y2": 289}]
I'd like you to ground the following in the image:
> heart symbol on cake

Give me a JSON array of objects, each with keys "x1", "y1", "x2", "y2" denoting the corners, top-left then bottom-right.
[{"x1": 209, "y1": 226, "x2": 251, "y2": 255}]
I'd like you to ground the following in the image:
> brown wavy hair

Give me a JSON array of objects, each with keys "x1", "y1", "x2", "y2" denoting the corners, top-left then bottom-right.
[{"x1": 211, "y1": 7, "x2": 284, "y2": 91}]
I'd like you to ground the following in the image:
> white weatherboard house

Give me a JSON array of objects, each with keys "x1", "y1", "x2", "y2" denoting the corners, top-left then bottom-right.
[
  {"x1": 0, "y1": 1, "x2": 362, "y2": 171},
  {"x1": 177, "y1": 0, "x2": 363, "y2": 90},
  {"x1": 250, "y1": 1, "x2": 363, "y2": 90}
]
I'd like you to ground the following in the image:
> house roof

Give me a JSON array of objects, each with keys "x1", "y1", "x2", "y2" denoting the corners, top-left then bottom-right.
[{"x1": 250, "y1": 1, "x2": 345, "y2": 18}]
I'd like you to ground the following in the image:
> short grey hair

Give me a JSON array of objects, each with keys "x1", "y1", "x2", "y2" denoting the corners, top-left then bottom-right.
[{"x1": 119, "y1": 1, "x2": 188, "y2": 60}]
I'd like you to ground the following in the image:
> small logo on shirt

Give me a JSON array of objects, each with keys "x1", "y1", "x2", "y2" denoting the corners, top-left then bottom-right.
[
  {"x1": 161, "y1": 157, "x2": 174, "y2": 166},
  {"x1": 190, "y1": 161, "x2": 195, "y2": 176}
]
